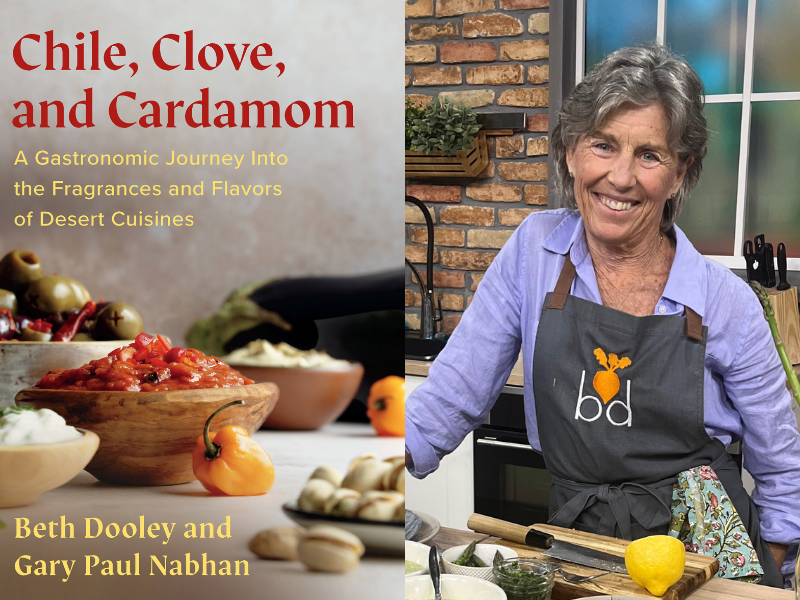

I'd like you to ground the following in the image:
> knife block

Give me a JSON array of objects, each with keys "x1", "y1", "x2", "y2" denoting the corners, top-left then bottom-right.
[{"x1": 765, "y1": 286, "x2": 800, "y2": 365}]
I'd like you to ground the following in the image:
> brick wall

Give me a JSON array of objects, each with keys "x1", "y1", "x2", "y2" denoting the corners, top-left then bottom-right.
[{"x1": 405, "y1": 0, "x2": 550, "y2": 334}]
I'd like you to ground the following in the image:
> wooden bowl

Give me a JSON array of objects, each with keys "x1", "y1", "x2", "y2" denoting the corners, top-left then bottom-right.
[
  {"x1": 14, "y1": 383, "x2": 278, "y2": 486},
  {"x1": 234, "y1": 363, "x2": 364, "y2": 430},
  {"x1": 0, "y1": 341, "x2": 131, "y2": 410},
  {"x1": 0, "y1": 429, "x2": 100, "y2": 508}
]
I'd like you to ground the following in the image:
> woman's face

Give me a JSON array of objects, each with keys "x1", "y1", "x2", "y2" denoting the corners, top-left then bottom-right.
[{"x1": 566, "y1": 103, "x2": 691, "y2": 250}]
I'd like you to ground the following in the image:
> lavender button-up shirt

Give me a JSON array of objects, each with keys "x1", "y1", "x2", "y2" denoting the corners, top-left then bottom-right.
[{"x1": 406, "y1": 209, "x2": 800, "y2": 555}]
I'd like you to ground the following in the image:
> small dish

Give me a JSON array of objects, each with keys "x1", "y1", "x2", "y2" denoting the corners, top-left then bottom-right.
[
  {"x1": 405, "y1": 574, "x2": 507, "y2": 600},
  {"x1": 442, "y1": 544, "x2": 519, "y2": 581},
  {"x1": 282, "y1": 500, "x2": 403, "y2": 555},
  {"x1": 409, "y1": 509, "x2": 441, "y2": 544},
  {"x1": 405, "y1": 539, "x2": 430, "y2": 577},
  {"x1": 234, "y1": 363, "x2": 364, "y2": 430},
  {"x1": 0, "y1": 429, "x2": 99, "y2": 507}
]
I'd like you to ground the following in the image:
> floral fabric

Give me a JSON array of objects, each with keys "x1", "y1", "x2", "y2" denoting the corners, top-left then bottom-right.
[{"x1": 669, "y1": 465, "x2": 764, "y2": 583}]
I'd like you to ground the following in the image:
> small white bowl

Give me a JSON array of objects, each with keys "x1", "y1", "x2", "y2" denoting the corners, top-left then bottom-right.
[
  {"x1": 442, "y1": 544, "x2": 519, "y2": 582},
  {"x1": 406, "y1": 574, "x2": 507, "y2": 600},
  {"x1": 405, "y1": 540, "x2": 430, "y2": 577}
]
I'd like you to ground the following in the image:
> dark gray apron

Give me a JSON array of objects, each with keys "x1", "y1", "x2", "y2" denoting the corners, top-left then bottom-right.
[{"x1": 532, "y1": 254, "x2": 783, "y2": 587}]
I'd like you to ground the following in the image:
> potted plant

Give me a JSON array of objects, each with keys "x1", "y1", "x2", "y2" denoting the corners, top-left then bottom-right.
[{"x1": 405, "y1": 98, "x2": 488, "y2": 178}]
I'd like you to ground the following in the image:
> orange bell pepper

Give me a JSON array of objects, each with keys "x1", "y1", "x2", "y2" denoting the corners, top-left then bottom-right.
[
  {"x1": 192, "y1": 400, "x2": 276, "y2": 496},
  {"x1": 366, "y1": 375, "x2": 405, "y2": 437}
]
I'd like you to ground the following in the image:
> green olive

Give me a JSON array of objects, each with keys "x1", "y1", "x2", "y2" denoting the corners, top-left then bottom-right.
[
  {"x1": 23, "y1": 275, "x2": 91, "y2": 316},
  {"x1": 94, "y1": 302, "x2": 144, "y2": 341},
  {"x1": 0, "y1": 288, "x2": 17, "y2": 315},
  {"x1": 0, "y1": 250, "x2": 43, "y2": 294},
  {"x1": 21, "y1": 328, "x2": 52, "y2": 342},
  {"x1": 72, "y1": 332, "x2": 94, "y2": 342}
]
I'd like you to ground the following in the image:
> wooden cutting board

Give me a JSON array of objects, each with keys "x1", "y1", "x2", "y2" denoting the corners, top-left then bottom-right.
[{"x1": 496, "y1": 524, "x2": 719, "y2": 600}]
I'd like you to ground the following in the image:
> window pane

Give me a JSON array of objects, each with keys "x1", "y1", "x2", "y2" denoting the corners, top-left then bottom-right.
[
  {"x1": 666, "y1": 0, "x2": 747, "y2": 95},
  {"x1": 677, "y1": 103, "x2": 741, "y2": 255},
  {"x1": 746, "y1": 101, "x2": 800, "y2": 256},
  {"x1": 585, "y1": 0, "x2": 658, "y2": 74},
  {"x1": 753, "y1": 0, "x2": 800, "y2": 93}
]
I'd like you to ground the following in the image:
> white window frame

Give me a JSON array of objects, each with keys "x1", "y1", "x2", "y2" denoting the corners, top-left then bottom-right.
[{"x1": 575, "y1": 0, "x2": 800, "y2": 270}]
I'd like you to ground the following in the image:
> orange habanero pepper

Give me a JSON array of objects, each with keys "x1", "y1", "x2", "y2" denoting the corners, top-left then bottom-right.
[
  {"x1": 192, "y1": 400, "x2": 276, "y2": 496},
  {"x1": 366, "y1": 375, "x2": 405, "y2": 437}
]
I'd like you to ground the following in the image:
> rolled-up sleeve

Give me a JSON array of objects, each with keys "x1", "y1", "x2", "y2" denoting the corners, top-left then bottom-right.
[
  {"x1": 722, "y1": 290, "x2": 800, "y2": 555},
  {"x1": 405, "y1": 218, "x2": 529, "y2": 479}
]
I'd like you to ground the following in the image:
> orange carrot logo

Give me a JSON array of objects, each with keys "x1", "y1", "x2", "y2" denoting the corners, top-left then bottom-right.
[{"x1": 592, "y1": 348, "x2": 631, "y2": 404}]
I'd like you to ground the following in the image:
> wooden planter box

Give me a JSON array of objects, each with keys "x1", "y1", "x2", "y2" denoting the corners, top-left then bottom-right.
[{"x1": 405, "y1": 131, "x2": 489, "y2": 178}]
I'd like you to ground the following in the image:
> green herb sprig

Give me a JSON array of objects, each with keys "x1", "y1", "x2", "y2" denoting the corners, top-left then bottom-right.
[{"x1": 0, "y1": 405, "x2": 36, "y2": 418}]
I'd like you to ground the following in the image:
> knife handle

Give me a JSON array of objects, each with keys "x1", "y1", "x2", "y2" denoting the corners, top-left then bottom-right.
[
  {"x1": 765, "y1": 243, "x2": 776, "y2": 288},
  {"x1": 754, "y1": 234, "x2": 767, "y2": 285},
  {"x1": 778, "y1": 243, "x2": 790, "y2": 291},
  {"x1": 467, "y1": 514, "x2": 554, "y2": 549}
]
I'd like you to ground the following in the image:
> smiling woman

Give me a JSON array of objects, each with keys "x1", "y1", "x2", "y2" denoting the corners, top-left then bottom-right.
[{"x1": 405, "y1": 45, "x2": 800, "y2": 590}]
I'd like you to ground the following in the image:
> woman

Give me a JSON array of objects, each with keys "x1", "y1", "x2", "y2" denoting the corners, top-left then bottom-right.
[{"x1": 405, "y1": 45, "x2": 800, "y2": 587}]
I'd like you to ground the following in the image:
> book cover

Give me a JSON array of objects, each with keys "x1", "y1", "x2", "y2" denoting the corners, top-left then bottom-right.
[{"x1": 0, "y1": 2, "x2": 404, "y2": 598}]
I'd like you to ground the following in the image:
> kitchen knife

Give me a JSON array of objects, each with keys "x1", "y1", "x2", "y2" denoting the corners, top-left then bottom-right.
[
  {"x1": 765, "y1": 243, "x2": 777, "y2": 288},
  {"x1": 777, "y1": 243, "x2": 790, "y2": 291},
  {"x1": 467, "y1": 513, "x2": 628, "y2": 574}
]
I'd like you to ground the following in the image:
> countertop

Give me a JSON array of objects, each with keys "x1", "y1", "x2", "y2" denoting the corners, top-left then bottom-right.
[
  {"x1": 406, "y1": 352, "x2": 525, "y2": 386},
  {"x1": 429, "y1": 526, "x2": 794, "y2": 599},
  {"x1": 0, "y1": 423, "x2": 404, "y2": 600}
]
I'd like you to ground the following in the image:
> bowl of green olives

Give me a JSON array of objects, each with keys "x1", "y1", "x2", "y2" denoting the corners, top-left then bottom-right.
[{"x1": 0, "y1": 249, "x2": 146, "y2": 408}]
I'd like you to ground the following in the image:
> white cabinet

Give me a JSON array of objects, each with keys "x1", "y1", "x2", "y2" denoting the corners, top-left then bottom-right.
[{"x1": 405, "y1": 375, "x2": 475, "y2": 530}]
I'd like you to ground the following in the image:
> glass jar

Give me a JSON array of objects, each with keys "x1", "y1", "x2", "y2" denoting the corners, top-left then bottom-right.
[{"x1": 493, "y1": 558, "x2": 555, "y2": 600}]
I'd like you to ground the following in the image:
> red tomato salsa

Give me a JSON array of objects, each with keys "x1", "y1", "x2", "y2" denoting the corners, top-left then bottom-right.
[{"x1": 36, "y1": 333, "x2": 254, "y2": 392}]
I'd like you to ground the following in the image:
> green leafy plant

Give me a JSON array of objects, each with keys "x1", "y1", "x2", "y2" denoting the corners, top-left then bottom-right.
[
  {"x1": 406, "y1": 97, "x2": 482, "y2": 156},
  {"x1": 405, "y1": 98, "x2": 424, "y2": 151}
]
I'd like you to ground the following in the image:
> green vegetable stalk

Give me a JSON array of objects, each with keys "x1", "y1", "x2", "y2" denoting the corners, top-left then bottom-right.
[
  {"x1": 453, "y1": 540, "x2": 477, "y2": 566},
  {"x1": 749, "y1": 282, "x2": 800, "y2": 409}
]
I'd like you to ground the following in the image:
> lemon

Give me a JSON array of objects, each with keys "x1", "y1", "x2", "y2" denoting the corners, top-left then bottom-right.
[{"x1": 624, "y1": 535, "x2": 686, "y2": 596}]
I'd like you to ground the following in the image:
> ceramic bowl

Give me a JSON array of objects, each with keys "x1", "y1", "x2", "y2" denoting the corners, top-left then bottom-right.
[
  {"x1": 0, "y1": 340, "x2": 131, "y2": 410},
  {"x1": 407, "y1": 509, "x2": 441, "y2": 544},
  {"x1": 0, "y1": 429, "x2": 99, "y2": 507},
  {"x1": 233, "y1": 363, "x2": 364, "y2": 430},
  {"x1": 442, "y1": 544, "x2": 519, "y2": 582},
  {"x1": 405, "y1": 574, "x2": 507, "y2": 600},
  {"x1": 14, "y1": 383, "x2": 278, "y2": 486},
  {"x1": 405, "y1": 540, "x2": 430, "y2": 577}
]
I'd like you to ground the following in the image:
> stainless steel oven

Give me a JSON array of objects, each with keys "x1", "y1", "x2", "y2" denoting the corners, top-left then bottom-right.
[{"x1": 473, "y1": 386, "x2": 552, "y2": 526}]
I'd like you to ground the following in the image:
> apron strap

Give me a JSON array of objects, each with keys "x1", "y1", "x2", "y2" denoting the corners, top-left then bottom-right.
[
  {"x1": 548, "y1": 256, "x2": 576, "y2": 310},
  {"x1": 548, "y1": 253, "x2": 706, "y2": 342},
  {"x1": 685, "y1": 307, "x2": 703, "y2": 341}
]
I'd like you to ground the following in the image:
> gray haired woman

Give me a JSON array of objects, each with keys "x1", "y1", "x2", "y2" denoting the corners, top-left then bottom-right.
[{"x1": 405, "y1": 45, "x2": 799, "y2": 587}]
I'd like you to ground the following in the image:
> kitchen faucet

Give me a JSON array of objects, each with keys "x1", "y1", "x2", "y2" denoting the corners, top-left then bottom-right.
[{"x1": 405, "y1": 195, "x2": 445, "y2": 360}]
